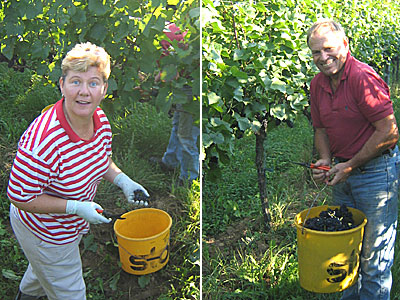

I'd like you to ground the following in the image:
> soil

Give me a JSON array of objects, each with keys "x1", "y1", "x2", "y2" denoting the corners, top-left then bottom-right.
[
  {"x1": 81, "y1": 189, "x2": 187, "y2": 299},
  {"x1": 3, "y1": 185, "x2": 191, "y2": 299},
  {"x1": 204, "y1": 216, "x2": 269, "y2": 261}
]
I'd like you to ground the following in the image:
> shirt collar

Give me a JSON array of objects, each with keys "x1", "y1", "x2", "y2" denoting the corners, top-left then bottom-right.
[
  {"x1": 56, "y1": 98, "x2": 101, "y2": 143},
  {"x1": 318, "y1": 51, "x2": 353, "y2": 94}
]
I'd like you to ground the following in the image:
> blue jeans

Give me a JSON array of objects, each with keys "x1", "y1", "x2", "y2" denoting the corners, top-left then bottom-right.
[
  {"x1": 162, "y1": 106, "x2": 199, "y2": 181},
  {"x1": 333, "y1": 146, "x2": 400, "y2": 300}
]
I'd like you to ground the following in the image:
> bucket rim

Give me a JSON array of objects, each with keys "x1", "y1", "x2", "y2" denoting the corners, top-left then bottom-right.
[
  {"x1": 114, "y1": 208, "x2": 172, "y2": 241},
  {"x1": 294, "y1": 205, "x2": 367, "y2": 235}
]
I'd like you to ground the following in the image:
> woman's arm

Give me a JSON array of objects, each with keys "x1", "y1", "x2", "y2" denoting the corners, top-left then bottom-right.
[
  {"x1": 103, "y1": 156, "x2": 123, "y2": 183},
  {"x1": 11, "y1": 194, "x2": 68, "y2": 214}
]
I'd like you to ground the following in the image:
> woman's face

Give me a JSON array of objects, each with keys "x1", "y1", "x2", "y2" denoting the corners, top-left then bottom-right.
[{"x1": 59, "y1": 66, "x2": 108, "y2": 120}]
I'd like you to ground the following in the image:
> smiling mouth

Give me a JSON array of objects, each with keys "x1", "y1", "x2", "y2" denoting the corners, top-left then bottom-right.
[
  {"x1": 76, "y1": 100, "x2": 91, "y2": 105},
  {"x1": 321, "y1": 59, "x2": 335, "y2": 68}
]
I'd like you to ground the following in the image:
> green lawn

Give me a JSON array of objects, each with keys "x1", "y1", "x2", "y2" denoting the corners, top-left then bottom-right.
[
  {"x1": 203, "y1": 96, "x2": 400, "y2": 299},
  {"x1": 0, "y1": 63, "x2": 199, "y2": 300}
]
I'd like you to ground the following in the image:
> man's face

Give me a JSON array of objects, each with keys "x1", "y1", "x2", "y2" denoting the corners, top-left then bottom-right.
[{"x1": 308, "y1": 28, "x2": 349, "y2": 79}]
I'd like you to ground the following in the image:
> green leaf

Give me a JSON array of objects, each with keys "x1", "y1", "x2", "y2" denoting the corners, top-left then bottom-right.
[
  {"x1": 114, "y1": 21, "x2": 129, "y2": 42},
  {"x1": 2, "y1": 269, "x2": 21, "y2": 281},
  {"x1": 83, "y1": 234, "x2": 98, "y2": 253},
  {"x1": 143, "y1": 15, "x2": 156, "y2": 38},
  {"x1": 1, "y1": 41, "x2": 15, "y2": 61},
  {"x1": 270, "y1": 78, "x2": 286, "y2": 93},
  {"x1": 126, "y1": 0, "x2": 140, "y2": 10},
  {"x1": 208, "y1": 132, "x2": 225, "y2": 145},
  {"x1": 25, "y1": 1, "x2": 43, "y2": 19},
  {"x1": 155, "y1": 86, "x2": 172, "y2": 113},
  {"x1": 152, "y1": 0, "x2": 161, "y2": 7},
  {"x1": 90, "y1": 23, "x2": 107, "y2": 42},
  {"x1": 49, "y1": 68, "x2": 62, "y2": 83},
  {"x1": 31, "y1": 40, "x2": 50, "y2": 60},
  {"x1": 107, "y1": 78, "x2": 118, "y2": 92},
  {"x1": 230, "y1": 66, "x2": 248, "y2": 80},
  {"x1": 207, "y1": 91, "x2": 221, "y2": 105},
  {"x1": 211, "y1": 102, "x2": 223, "y2": 112},
  {"x1": 109, "y1": 272, "x2": 120, "y2": 291},
  {"x1": 115, "y1": 0, "x2": 127, "y2": 8},
  {"x1": 233, "y1": 49, "x2": 247, "y2": 61},
  {"x1": 233, "y1": 86, "x2": 243, "y2": 101},
  {"x1": 5, "y1": 22, "x2": 24, "y2": 36},
  {"x1": 234, "y1": 114, "x2": 251, "y2": 131},
  {"x1": 88, "y1": 0, "x2": 108, "y2": 16},
  {"x1": 138, "y1": 274, "x2": 151, "y2": 289},
  {"x1": 160, "y1": 64, "x2": 178, "y2": 82},
  {"x1": 270, "y1": 104, "x2": 286, "y2": 120},
  {"x1": 251, "y1": 120, "x2": 262, "y2": 133},
  {"x1": 258, "y1": 70, "x2": 271, "y2": 88},
  {"x1": 172, "y1": 88, "x2": 190, "y2": 104},
  {"x1": 189, "y1": 7, "x2": 200, "y2": 19},
  {"x1": 73, "y1": 8, "x2": 87, "y2": 23},
  {"x1": 152, "y1": 16, "x2": 166, "y2": 32},
  {"x1": 123, "y1": 80, "x2": 135, "y2": 92}
]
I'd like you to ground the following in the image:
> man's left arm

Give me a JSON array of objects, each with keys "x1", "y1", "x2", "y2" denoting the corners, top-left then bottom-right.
[{"x1": 328, "y1": 114, "x2": 399, "y2": 185}]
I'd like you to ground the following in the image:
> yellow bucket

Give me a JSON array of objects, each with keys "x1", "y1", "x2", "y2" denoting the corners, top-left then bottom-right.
[
  {"x1": 114, "y1": 208, "x2": 172, "y2": 275},
  {"x1": 41, "y1": 104, "x2": 54, "y2": 114},
  {"x1": 295, "y1": 205, "x2": 367, "y2": 293}
]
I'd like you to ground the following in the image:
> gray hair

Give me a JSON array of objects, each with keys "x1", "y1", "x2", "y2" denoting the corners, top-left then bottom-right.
[{"x1": 307, "y1": 19, "x2": 346, "y2": 47}]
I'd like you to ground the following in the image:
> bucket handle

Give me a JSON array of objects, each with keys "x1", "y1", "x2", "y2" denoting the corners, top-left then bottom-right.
[{"x1": 302, "y1": 182, "x2": 329, "y2": 234}]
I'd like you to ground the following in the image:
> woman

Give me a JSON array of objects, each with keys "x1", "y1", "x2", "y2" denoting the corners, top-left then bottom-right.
[{"x1": 7, "y1": 42, "x2": 149, "y2": 300}]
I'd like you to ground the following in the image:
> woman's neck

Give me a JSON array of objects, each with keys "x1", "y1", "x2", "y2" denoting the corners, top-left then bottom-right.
[{"x1": 63, "y1": 101, "x2": 94, "y2": 140}]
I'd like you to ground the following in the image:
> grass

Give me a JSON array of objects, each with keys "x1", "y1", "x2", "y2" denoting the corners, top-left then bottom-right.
[
  {"x1": 0, "y1": 64, "x2": 199, "y2": 299},
  {"x1": 203, "y1": 95, "x2": 400, "y2": 299}
]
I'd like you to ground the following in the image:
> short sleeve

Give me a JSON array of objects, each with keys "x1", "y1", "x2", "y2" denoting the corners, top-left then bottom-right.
[{"x1": 7, "y1": 147, "x2": 54, "y2": 203}]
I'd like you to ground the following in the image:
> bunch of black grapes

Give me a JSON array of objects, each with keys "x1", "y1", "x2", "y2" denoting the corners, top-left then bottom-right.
[{"x1": 304, "y1": 204, "x2": 356, "y2": 231}]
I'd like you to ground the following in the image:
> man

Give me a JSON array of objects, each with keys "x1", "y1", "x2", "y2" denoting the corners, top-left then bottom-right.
[
  {"x1": 308, "y1": 19, "x2": 400, "y2": 299},
  {"x1": 151, "y1": 23, "x2": 200, "y2": 185}
]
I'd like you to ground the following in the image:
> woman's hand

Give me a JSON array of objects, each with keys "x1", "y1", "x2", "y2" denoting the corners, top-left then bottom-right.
[
  {"x1": 113, "y1": 173, "x2": 150, "y2": 206},
  {"x1": 66, "y1": 200, "x2": 111, "y2": 224}
]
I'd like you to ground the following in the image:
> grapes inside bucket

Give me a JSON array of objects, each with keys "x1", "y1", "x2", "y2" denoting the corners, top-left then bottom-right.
[
  {"x1": 303, "y1": 205, "x2": 357, "y2": 232},
  {"x1": 295, "y1": 205, "x2": 367, "y2": 293}
]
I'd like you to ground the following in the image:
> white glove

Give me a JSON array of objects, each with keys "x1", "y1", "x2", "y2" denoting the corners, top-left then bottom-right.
[
  {"x1": 114, "y1": 173, "x2": 150, "y2": 206},
  {"x1": 66, "y1": 200, "x2": 111, "y2": 224}
]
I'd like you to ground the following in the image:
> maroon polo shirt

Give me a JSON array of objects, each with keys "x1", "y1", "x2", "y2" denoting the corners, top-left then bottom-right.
[{"x1": 310, "y1": 52, "x2": 393, "y2": 159}]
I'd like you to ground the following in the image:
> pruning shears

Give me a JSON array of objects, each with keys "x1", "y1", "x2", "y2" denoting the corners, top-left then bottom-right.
[
  {"x1": 96, "y1": 209, "x2": 126, "y2": 220},
  {"x1": 291, "y1": 161, "x2": 331, "y2": 171}
]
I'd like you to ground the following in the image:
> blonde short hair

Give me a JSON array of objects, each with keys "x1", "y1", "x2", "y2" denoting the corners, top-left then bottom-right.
[
  {"x1": 307, "y1": 19, "x2": 346, "y2": 47},
  {"x1": 61, "y1": 42, "x2": 111, "y2": 81}
]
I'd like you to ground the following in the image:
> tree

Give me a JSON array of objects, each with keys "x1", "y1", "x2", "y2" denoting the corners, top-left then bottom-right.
[
  {"x1": 0, "y1": 0, "x2": 200, "y2": 119},
  {"x1": 202, "y1": 0, "x2": 400, "y2": 228}
]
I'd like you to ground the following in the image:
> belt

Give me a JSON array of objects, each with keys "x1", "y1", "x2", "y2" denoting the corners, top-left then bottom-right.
[{"x1": 335, "y1": 146, "x2": 396, "y2": 163}]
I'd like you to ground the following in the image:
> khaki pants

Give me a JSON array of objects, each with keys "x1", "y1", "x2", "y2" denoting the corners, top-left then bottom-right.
[{"x1": 10, "y1": 208, "x2": 86, "y2": 300}]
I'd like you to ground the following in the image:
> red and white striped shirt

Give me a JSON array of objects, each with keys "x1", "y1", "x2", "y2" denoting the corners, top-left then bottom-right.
[{"x1": 7, "y1": 99, "x2": 112, "y2": 245}]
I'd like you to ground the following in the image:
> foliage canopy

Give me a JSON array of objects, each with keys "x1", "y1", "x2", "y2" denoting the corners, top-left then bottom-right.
[
  {"x1": 0, "y1": 0, "x2": 200, "y2": 118},
  {"x1": 202, "y1": 0, "x2": 400, "y2": 171}
]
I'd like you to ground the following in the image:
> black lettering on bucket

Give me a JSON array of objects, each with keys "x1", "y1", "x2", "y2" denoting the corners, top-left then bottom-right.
[
  {"x1": 129, "y1": 243, "x2": 170, "y2": 272},
  {"x1": 159, "y1": 244, "x2": 169, "y2": 264},
  {"x1": 129, "y1": 256, "x2": 147, "y2": 271},
  {"x1": 327, "y1": 262, "x2": 347, "y2": 283},
  {"x1": 326, "y1": 250, "x2": 358, "y2": 284}
]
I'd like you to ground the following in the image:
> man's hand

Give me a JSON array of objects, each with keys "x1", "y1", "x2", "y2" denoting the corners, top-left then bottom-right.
[
  {"x1": 114, "y1": 173, "x2": 150, "y2": 206},
  {"x1": 66, "y1": 200, "x2": 111, "y2": 224},
  {"x1": 312, "y1": 159, "x2": 331, "y2": 183},
  {"x1": 326, "y1": 162, "x2": 353, "y2": 186}
]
